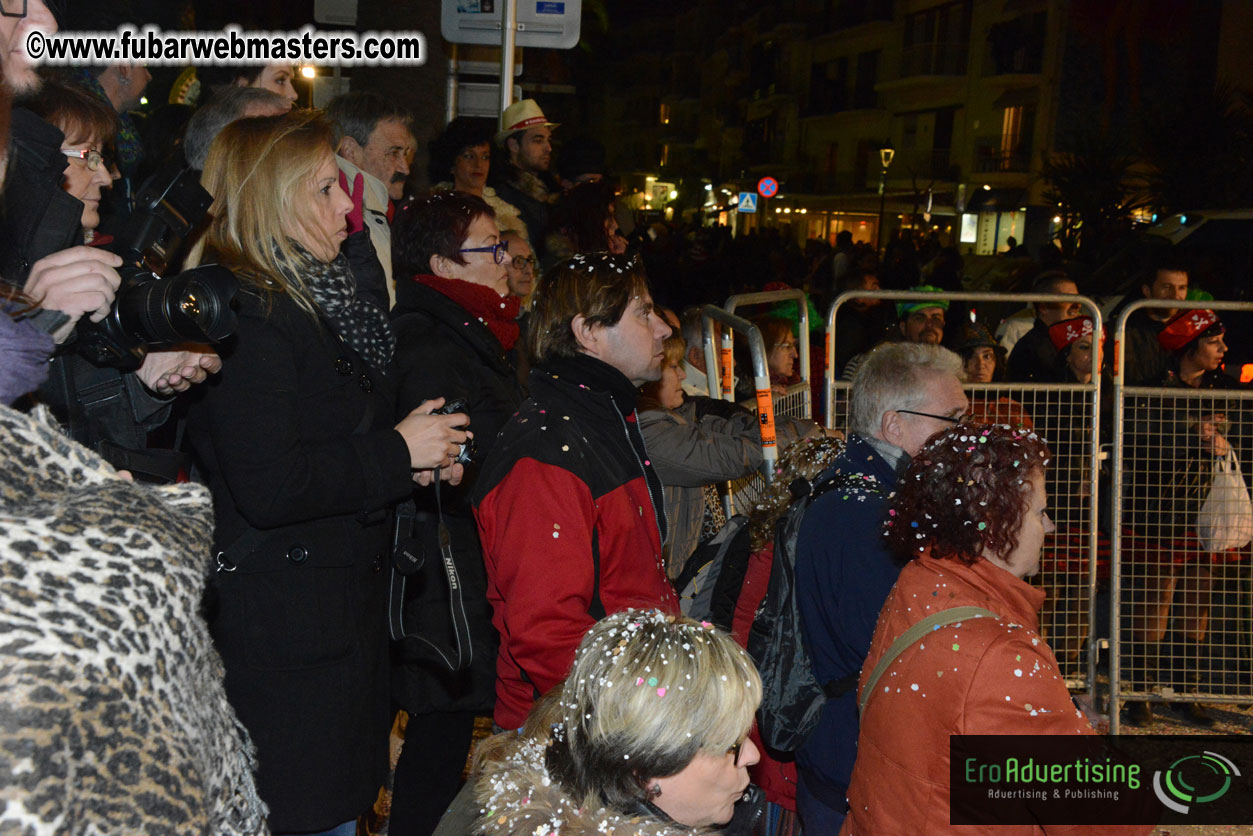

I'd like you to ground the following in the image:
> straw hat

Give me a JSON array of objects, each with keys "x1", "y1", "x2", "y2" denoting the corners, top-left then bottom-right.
[{"x1": 496, "y1": 99, "x2": 559, "y2": 144}]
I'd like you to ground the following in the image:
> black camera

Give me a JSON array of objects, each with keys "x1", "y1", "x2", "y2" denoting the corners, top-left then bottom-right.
[
  {"x1": 433, "y1": 398, "x2": 475, "y2": 465},
  {"x1": 75, "y1": 161, "x2": 239, "y2": 370}
]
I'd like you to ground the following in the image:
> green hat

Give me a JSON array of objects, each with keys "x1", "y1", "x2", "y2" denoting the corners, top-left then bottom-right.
[{"x1": 896, "y1": 285, "x2": 950, "y2": 319}]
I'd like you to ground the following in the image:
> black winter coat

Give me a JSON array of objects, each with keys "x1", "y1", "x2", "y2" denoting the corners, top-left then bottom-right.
[
  {"x1": 390, "y1": 277, "x2": 525, "y2": 714},
  {"x1": 1123, "y1": 309, "x2": 1170, "y2": 386},
  {"x1": 1007, "y1": 317, "x2": 1065, "y2": 382},
  {"x1": 186, "y1": 288, "x2": 414, "y2": 832}
]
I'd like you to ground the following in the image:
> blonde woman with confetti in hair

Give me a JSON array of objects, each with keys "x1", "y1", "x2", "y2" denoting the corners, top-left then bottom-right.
[{"x1": 444, "y1": 609, "x2": 766, "y2": 836}]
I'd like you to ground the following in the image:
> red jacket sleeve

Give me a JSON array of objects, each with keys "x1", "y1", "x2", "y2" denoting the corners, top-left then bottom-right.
[{"x1": 475, "y1": 457, "x2": 603, "y2": 697}]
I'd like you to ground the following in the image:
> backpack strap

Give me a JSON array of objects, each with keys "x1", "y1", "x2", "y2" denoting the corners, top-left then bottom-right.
[{"x1": 858, "y1": 606, "x2": 998, "y2": 720}]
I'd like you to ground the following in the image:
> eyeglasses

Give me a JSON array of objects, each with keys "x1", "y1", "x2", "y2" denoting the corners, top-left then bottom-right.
[
  {"x1": 62, "y1": 148, "x2": 105, "y2": 171},
  {"x1": 896, "y1": 409, "x2": 968, "y2": 424},
  {"x1": 511, "y1": 254, "x2": 538, "y2": 272},
  {"x1": 459, "y1": 240, "x2": 509, "y2": 265},
  {"x1": 774, "y1": 341, "x2": 797, "y2": 351},
  {"x1": 0, "y1": 0, "x2": 26, "y2": 19},
  {"x1": 726, "y1": 733, "x2": 750, "y2": 767}
]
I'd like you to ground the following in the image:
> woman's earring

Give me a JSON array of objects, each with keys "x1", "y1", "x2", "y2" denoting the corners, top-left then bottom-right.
[{"x1": 648, "y1": 783, "x2": 662, "y2": 799}]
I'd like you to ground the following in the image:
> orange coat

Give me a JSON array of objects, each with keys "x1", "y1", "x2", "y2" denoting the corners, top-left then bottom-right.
[{"x1": 840, "y1": 553, "x2": 1150, "y2": 836}]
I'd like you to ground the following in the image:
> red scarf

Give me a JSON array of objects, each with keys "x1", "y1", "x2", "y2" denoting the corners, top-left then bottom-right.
[{"x1": 416, "y1": 274, "x2": 521, "y2": 351}]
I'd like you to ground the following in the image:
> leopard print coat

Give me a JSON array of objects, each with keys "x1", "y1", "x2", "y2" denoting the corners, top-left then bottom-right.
[{"x1": 0, "y1": 404, "x2": 267, "y2": 835}]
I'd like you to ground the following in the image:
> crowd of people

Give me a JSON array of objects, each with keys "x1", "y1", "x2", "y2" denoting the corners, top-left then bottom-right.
[{"x1": 0, "y1": 4, "x2": 1249, "y2": 836}]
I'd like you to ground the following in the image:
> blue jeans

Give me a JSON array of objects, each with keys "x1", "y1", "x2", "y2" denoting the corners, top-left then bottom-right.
[
  {"x1": 274, "y1": 820, "x2": 356, "y2": 836},
  {"x1": 796, "y1": 772, "x2": 846, "y2": 835}
]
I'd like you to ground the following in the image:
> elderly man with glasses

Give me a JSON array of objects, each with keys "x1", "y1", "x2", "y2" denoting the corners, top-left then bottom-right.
[
  {"x1": 791, "y1": 341, "x2": 967, "y2": 835},
  {"x1": 500, "y1": 229, "x2": 537, "y2": 301}
]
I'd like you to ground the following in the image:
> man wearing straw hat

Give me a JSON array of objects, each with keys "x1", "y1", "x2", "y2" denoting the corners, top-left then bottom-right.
[{"x1": 494, "y1": 99, "x2": 560, "y2": 257}]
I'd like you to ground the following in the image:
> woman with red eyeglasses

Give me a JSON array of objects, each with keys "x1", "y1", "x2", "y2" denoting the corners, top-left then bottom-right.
[{"x1": 24, "y1": 78, "x2": 115, "y2": 242}]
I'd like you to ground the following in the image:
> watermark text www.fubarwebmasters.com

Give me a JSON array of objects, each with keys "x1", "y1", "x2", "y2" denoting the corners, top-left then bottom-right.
[{"x1": 27, "y1": 24, "x2": 425, "y2": 67}]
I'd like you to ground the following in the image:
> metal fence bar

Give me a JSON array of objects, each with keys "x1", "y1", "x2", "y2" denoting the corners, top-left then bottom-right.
[
  {"x1": 700, "y1": 304, "x2": 778, "y2": 480},
  {"x1": 824, "y1": 290, "x2": 1104, "y2": 423},
  {"x1": 824, "y1": 290, "x2": 1104, "y2": 704},
  {"x1": 1109, "y1": 298, "x2": 1253, "y2": 734}
]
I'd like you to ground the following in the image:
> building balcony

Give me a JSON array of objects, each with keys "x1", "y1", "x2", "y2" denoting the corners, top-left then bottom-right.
[
  {"x1": 972, "y1": 138, "x2": 1033, "y2": 174},
  {"x1": 898, "y1": 42, "x2": 969, "y2": 79},
  {"x1": 750, "y1": 81, "x2": 799, "y2": 102},
  {"x1": 894, "y1": 148, "x2": 959, "y2": 181},
  {"x1": 790, "y1": 171, "x2": 868, "y2": 195}
]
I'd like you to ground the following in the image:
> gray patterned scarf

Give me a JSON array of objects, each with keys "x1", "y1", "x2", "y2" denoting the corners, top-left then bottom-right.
[{"x1": 273, "y1": 240, "x2": 395, "y2": 374}]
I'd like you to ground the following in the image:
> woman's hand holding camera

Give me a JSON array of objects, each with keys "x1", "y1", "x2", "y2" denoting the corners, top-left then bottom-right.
[{"x1": 395, "y1": 397, "x2": 473, "y2": 477}]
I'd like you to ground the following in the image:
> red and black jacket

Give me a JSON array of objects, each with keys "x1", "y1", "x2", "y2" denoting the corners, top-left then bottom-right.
[{"x1": 472, "y1": 352, "x2": 678, "y2": 729}]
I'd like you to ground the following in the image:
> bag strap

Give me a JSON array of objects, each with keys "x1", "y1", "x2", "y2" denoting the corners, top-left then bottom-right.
[
  {"x1": 858, "y1": 605, "x2": 998, "y2": 720},
  {"x1": 388, "y1": 469, "x2": 474, "y2": 671}
]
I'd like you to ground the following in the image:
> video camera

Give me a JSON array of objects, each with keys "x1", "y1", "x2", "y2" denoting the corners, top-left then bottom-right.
[{"x1": 75, "y1": 160, "x2": 239, "y2": 370}]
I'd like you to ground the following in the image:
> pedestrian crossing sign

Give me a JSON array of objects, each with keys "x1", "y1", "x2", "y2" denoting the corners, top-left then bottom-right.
[{"x1": 738, "y1": 192, "x2": 758, "y2": 213}]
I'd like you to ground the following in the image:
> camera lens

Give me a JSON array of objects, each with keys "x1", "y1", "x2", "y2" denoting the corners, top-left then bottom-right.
[{"x1": 116, "y1": 264, "x2": 239, "y2": 347}]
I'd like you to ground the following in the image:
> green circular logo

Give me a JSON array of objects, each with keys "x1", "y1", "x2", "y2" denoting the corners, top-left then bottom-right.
[{"x1": 1153, "y1": 751, "x2": 1241, "y2": 814}]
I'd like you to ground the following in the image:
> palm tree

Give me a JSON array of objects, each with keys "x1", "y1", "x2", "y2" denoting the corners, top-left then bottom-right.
[{"x1": 1042, "y1": 131, "x2": 1149, "y2": 262}]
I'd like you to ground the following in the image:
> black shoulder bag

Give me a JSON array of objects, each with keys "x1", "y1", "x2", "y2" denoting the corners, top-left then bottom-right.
[{"x1": 388, "y1": 469, "x2": 474, "y2": 672}]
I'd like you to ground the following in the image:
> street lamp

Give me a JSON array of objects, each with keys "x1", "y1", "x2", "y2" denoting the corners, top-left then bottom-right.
[{"x1": 876, "y1": 141, "x2": 895, "y2": 253}]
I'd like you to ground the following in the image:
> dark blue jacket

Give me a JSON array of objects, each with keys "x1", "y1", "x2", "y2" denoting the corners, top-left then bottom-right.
[{"x1": 793, "y1": 433, "x2": 903, "y2": 807}]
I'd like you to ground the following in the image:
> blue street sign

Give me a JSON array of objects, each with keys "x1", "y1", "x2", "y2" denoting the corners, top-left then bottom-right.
[
  {"x1": 757, "y1": 176, "x2": 779, "y2": 198},
  {"x1": 738, "y1": 192, "x2": 758, "y2": 213}
]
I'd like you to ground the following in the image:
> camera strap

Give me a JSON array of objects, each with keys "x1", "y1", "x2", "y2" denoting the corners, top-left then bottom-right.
[{"x1": 387, "y1": 470, "x2": 473, "y2": 672}]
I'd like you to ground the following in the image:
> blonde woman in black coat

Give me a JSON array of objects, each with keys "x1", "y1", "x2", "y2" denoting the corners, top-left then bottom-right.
[{"x1": 185, "y1": 112, "x2": 469, "y2": 836}]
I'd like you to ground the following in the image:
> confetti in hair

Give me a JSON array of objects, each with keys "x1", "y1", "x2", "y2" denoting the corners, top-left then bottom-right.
[{"x1": 884, "y1": 423, "x2": 1051, "y2": 566}]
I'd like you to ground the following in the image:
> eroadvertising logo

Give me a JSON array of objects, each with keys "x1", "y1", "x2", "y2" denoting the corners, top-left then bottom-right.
[{"x1": 950, "y1": 735, "x2": 1253, "y2": 826}]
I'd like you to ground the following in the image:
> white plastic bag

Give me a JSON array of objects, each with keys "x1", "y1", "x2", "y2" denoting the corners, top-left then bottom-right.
[{"x1": 1196, "y1": 451, "x2": 1253, "y2": 553}]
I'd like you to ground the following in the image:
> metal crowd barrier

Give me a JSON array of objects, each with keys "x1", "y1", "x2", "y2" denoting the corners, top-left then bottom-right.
[
  {"x1": 725, "y1": 289, "x2": 813, "y2": 421},
  {"x1": 825, "y1": 290, "x2": 1104, "y2": 700},
  {"x1": 701, "y1": 291, "x2": 819, "y2": 518},
  {"x1": 700, "y1": 303, "x2": 779, "y2": 484},
  {"x1": 1109, "y1": 299, "x2": 1253, "y2": 733},
  {"x1": 721, "y1": 289, "x2": 816, "y2": 516}
]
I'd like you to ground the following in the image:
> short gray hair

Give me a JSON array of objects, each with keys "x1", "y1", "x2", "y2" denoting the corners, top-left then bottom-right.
[
  {"x1": 323, "y1": 91, "x2": 412, "y2": 149},
  {"x1": 184, "y1": 87, "x2": 289, "y2": 169},
  {"x1": 849, "y1": 342, "x2": 963, "y2": 439}
]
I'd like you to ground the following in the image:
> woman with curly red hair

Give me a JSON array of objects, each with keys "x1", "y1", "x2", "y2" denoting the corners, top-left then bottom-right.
[{"x1": 840, "y1": 424, "x2": 1152, "y2": 836}]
